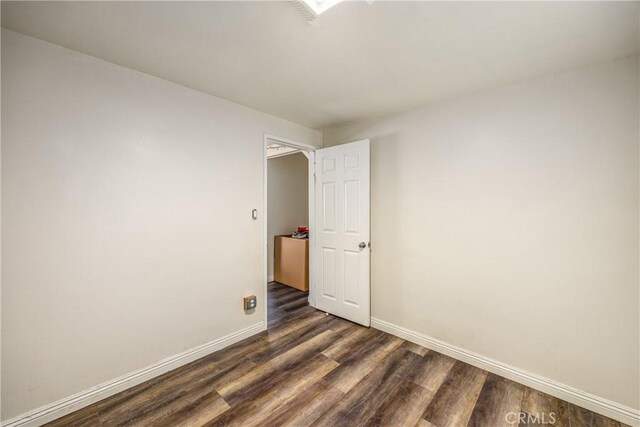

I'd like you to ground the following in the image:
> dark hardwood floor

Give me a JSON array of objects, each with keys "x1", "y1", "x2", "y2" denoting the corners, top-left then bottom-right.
[{"x1": 48, "y1": 282, "x2": 626, "y2": 427}]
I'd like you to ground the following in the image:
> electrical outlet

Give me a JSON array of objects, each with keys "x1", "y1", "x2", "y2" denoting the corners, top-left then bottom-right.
[{"x1": 243, "y1": 295, "x2": 257, "y2": 311}]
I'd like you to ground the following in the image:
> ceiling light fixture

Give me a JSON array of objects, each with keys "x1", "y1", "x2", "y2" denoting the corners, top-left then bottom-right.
[
  {"x1": 292, "y1": 0, "x2": 372, "y2": 22},
  {"x1": 300, "y1": 0, "x2": 344, "y2": 17}
]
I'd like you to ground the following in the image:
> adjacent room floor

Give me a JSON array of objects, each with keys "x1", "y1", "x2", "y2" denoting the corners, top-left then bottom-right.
[{"x1": 47, "y1": 282, "x2": 627, "y2": 427}]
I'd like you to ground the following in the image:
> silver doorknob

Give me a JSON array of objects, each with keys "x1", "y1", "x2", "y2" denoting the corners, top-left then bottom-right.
[{"x1": 359, "y1": 242, "x2": 367, "y2": 249}]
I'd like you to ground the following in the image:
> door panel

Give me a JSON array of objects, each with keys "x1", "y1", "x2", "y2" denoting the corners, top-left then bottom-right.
[
  {"x1": 322, "y1": 182, "x2": 337, "y2": 232},
  {"x1": 322, "y1": 248, "x2": 336, "y2": 299},
  {"x1": 315, "y1": 140, "x2": 370, "y2": 326}
]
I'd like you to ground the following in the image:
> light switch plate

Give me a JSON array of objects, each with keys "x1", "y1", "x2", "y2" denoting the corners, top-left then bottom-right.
[{"x1": 243, "y1": 295, "x2": 257, "y2": 311}]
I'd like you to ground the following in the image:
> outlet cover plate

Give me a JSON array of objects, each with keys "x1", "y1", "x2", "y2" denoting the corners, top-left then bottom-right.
[{"x1": 243, "y1": 295, "x2": 257, "y2": 311}]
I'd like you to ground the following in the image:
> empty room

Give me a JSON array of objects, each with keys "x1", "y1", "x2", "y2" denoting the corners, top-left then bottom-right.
[{"x1": 1, "y1": 1, "x2": 639, "y2": 426}]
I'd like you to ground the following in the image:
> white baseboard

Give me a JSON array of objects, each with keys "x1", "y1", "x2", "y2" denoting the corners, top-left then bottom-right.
[
  {"x1": 371, "y1": 317, "x2": 639, "y2": 427},
  {"x1": 268, "y1": 275, "x2": 274, "y2": 282},
  {"x1": 2, "y1": 322, "x2": 266, "y2": 427}
]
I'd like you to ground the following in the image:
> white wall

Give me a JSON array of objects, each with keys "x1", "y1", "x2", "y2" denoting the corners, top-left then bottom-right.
[
  {"x1": 267, "y1": 153, "x2": 309, "y2": 281},
  {"x1": 0, "y1": 29, "x2": 321, "y2": 420},
  {"x1": 323, "y1": 56, "x2": 639, "y2": 410}
]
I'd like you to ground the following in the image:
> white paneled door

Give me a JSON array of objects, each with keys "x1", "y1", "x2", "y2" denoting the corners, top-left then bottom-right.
[{"x1": 315, "y1": 140, "x2": 370, "y2": 327}]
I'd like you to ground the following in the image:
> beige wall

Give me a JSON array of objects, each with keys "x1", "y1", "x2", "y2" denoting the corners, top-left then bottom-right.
[
  {"x1": 267, "y1": 153, "x2": 309, "y2": 281},
  {"x1": 323, "y1": 56, "x2": 640, "y2": 410},
  {"x1": 0, "y1": 29, "x2": 321, "y2": 420}
]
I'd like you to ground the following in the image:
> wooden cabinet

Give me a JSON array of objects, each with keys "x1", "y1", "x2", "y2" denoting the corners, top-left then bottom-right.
[{"x1": 274, "y1": 235, "x2": 309, "y2": 291}]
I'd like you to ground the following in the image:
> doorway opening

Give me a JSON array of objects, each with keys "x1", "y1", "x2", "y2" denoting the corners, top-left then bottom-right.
[
  {"x1": 263, "y1": 135, "x2": 316, "y2": 327},
  {"x1": 263, "y1": 136, "x2": 371, "y2": 329}
]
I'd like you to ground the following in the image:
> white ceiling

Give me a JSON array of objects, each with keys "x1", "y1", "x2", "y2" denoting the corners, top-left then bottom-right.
[{"x1": 2, "y1": 1, "x2": 638, "y2": 129}]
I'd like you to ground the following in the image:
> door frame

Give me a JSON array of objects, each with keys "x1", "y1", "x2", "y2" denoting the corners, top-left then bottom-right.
[{"x1": 263, "y1": 134, "x2": 317, "y2": 327}]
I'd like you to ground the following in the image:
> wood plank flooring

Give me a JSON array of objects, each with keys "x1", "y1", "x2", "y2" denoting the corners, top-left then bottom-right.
[{"x1": 47, "y1": 282, "x2": 627, "y2": 427}]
